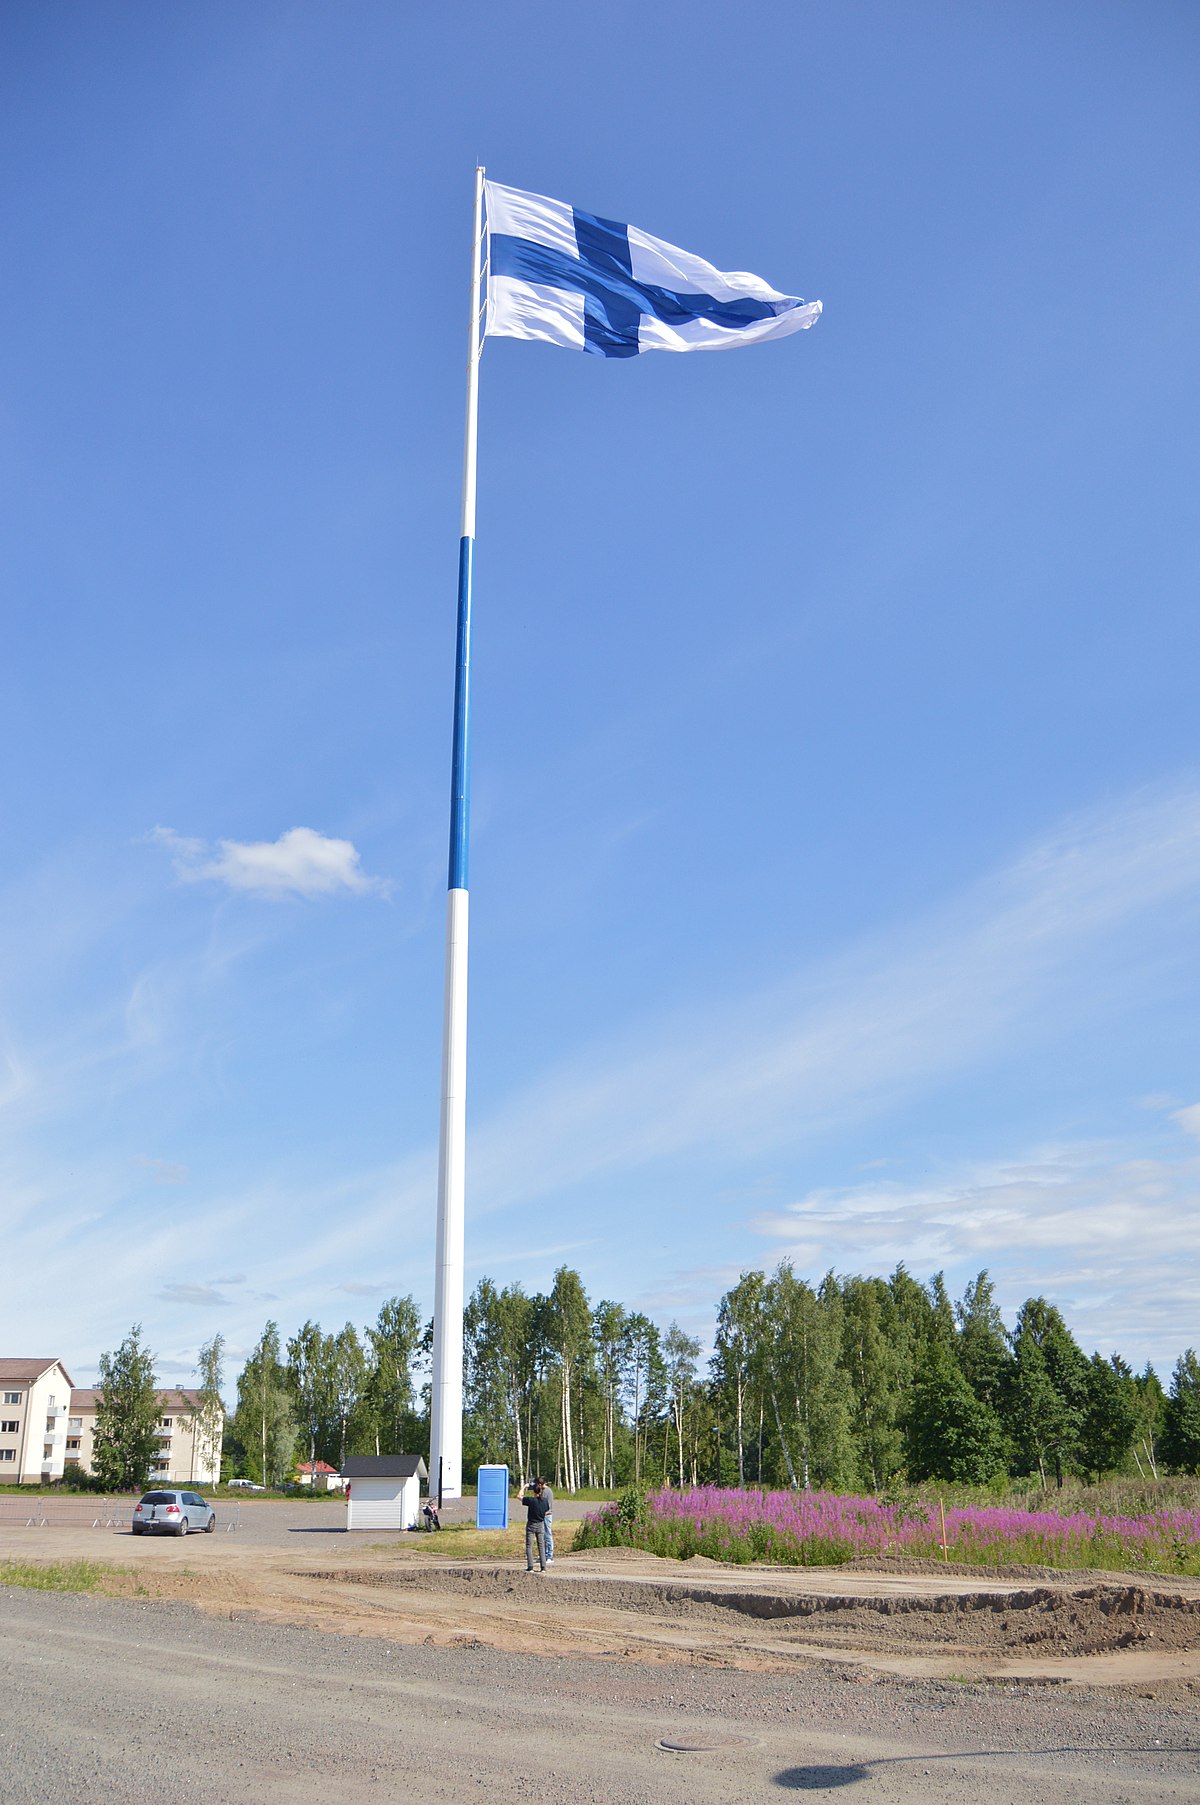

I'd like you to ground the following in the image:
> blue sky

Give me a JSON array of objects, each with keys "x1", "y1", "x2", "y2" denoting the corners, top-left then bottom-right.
[{"x1": 2, "y1": 2, "x2": 1198, "y2": 1391}]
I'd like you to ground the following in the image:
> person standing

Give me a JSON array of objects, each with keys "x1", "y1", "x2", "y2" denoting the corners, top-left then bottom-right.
[
  {"x1": 520, "y1": 1477, "x2": 550, "y2": 1571},
  {"x1": 540, "y1": 1478, "x2": 554, "y2": 1564}
]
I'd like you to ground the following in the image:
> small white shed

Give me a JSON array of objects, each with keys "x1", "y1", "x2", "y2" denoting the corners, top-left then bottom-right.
[{"x1": 342, "y1": 1455, "x2": 428, "y2": 1531}]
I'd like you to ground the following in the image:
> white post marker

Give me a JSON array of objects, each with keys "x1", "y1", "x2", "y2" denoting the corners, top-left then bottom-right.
[{"x1": 429, "y1": 166, "x2": 485, "y2": 1502}]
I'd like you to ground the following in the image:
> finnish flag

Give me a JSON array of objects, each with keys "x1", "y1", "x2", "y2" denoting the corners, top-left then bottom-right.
[{"x1": 485, "y1": 182, "x2": 821, "y2": 359}]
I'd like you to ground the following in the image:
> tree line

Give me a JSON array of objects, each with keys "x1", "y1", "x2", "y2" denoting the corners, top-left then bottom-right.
[
  {"x1": 85, "y1": 1266, "x2": 1200, "y2": 1494},
  {"x1": 222, "y1": 1262, "x2": 1200, "y2": 1491}
]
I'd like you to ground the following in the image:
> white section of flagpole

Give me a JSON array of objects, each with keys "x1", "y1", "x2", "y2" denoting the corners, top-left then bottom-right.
[
  {"x1": 459, "y1": 165, "x2": 485, "y2": 541},
  {"x1": 429, "y1": 166, "x2": 485, "y2": 1503}
]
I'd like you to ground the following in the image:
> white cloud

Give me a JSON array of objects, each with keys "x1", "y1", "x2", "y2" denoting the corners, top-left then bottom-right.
[
  {"x1": 152, "y1": 826, "x2": 388, "y2": 899},
  {"x1": 4, "y1": 780, "x2": 1200, "y2": 1376},
  {"x1": 158, "y1": 1282, "x2": 232, "y2": 1307},
  {"x1": 750, "y1": 1140, "x2": 1200, "y2": 1367},
  {"x1": 1172, "y1": 1102, "x2": 1200, "y2": 1138}
]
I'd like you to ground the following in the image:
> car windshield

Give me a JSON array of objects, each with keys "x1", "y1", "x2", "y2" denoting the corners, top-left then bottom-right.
[{"x1": 141, "y1": 1492, "x2": 175, "y2": 1504}]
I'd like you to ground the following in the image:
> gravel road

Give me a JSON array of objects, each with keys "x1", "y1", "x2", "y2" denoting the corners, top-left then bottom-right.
[{"x1": 2, "y1": 1587, "x2": 1197, "y2": 1804}]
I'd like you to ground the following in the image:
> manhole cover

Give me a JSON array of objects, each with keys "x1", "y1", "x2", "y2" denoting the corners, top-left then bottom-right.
[{"x1": 657, "y1": 1734, "x2": 752, "y2": 1753}]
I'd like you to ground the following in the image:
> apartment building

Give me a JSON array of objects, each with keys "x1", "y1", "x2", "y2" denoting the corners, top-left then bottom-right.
[
  {"x1": 0, "y1": 1358, "x2": 76, "y2": 1484},
  {"x1": 68, "y1": 1389, "x2": 222, "y2": 1486}
]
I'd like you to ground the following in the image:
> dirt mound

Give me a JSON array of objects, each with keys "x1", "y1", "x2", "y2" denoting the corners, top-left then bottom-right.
[{"x1": 302, "y1": 1565, "x2": 1200, "y2": 1662}]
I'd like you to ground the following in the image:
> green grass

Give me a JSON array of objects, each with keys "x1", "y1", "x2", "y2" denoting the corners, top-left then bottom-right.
[{"x1": 0, "y1": 1559, "x2": 119, "y2": 1593}]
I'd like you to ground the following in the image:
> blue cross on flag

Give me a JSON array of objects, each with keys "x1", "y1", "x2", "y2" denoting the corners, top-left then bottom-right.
[{"x1": 485, "y1": 182, "x2": 821, "y2": 359}]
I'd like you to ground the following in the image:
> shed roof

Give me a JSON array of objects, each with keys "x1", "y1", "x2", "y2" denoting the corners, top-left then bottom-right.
[{"x1": 341, "y1": 1455, "x2": 428, "y2": 1480}]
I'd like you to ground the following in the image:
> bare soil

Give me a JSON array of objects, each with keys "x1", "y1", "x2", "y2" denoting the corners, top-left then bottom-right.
[{"x1": 3, "y1": 1510, "x2": 1198, "y2": 1695}]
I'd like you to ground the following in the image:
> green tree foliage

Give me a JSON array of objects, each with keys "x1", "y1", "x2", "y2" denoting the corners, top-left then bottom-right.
[
  {"x1": 231, "y1": 1268, "x2": 1200, "y2": 1497},
  {"x1": 92, "y1": 1325, "x2": 160, "y2": 1492},
  {"x1": 364, "y1": 1296, "x2": 422, "y2": 1455},
  {"x1": 1162, "y1": 1350, "x2": 1200, "y2": 1473},
  {"x1": 1079, "y1": 1354, "x2": 1140, "y2": 1478},
  {"x1": 663, "y1": 1322, "x2": 701, "y2": 1486},
  {"x1": 1131, "y1": 1365, "x2": 1167, "y2": 1479},
  {"x1": 1004, "y1": 1298, "x2": 1089, "y2": 1486},
  {"x1": 955, "y1": 1270, "x2": 1010, "y2": 1409},
  {"x1": 879, "y1": 1264, "x2": 937, "y2": 1416},
  {"x1": 592, "y1": 1300, "x2": 628, "y2": 1491},
  {"x1": 763, "y1": 1264, "x2": 852, "y2": 1490},
  {"x1": 927, "y1": 1272, "x2": 957, "y2": 1349},
  {"x1": 185, "y1": 1334, "x2": 226, "y2": 1481},
  {"x1": 713, "y1": 1271, "x2": 766, "y2": 1487},
  {"x1": 906, "y1": 1341, "x2": 1004, "y2": 1484},
  {"x1": 287, "y1": 1320, "x2": 336, "y2": 1476},
  {"x1": 329, "y1": 1324, "x2": 368, "y2": 1469},
  {"x1": 464, "y1": 1278, "x2": 532, "y2": 1475},
  {"x1": 840, "y1": 1276, "x2": 903, "y2": 1490},
  {"x1": 230, "y1": 1322, "x2": 295, "y2": 1487},
  {"x1": 623, "y1": 1312, "x2": 665, "y2": 1485},
  {"x1": 544, "y1": 1267, "x2": 593, "y2": 1492}
]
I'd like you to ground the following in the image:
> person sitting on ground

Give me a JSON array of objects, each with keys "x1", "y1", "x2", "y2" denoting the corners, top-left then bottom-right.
[
  {"x1": 520, "y1": 1477, "x2": 550, "y2": 1572},
  {"x1": 423, "y1": 1496, "x2": 441, "y2": 1531}
]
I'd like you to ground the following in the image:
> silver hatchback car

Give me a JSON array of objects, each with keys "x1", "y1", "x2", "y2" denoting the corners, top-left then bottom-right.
[{"x1": 132, "y1": 1489, "x2": 216, "y2": 1536}]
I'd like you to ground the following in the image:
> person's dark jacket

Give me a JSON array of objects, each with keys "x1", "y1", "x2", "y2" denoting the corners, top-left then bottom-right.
[{"x1": 522, "y1": 1489, "x2": 551, "y2": 1526}]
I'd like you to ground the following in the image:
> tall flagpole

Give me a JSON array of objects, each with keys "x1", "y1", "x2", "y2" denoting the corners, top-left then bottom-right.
[{"x1": 429, "y1": 165, "x2": 485, "y2": 1503}]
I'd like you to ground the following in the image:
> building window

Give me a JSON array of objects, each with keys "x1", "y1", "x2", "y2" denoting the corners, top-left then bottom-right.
[
  {"x1": 2, "y1": 1392, "x2": 20, "y2": 1405},
  {"x1": 1, "y1": 1421, "x2": 18, "y2": 1434},
  {"x1": 65, "y1": 1457, "x2": 80, "y2": 1466},
  {"x1": 0, "y1": 1449, "x2": 14, "y2": 1461},
  {"x1": 66, "y1": 1439, "x2": 81, "y2": 1452},
  {"x1": 67, "y1": 1418, "x2": 82, "y2": 1432}
]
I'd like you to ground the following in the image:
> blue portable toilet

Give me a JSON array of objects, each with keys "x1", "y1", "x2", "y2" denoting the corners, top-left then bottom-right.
[{"x1": 476, "y1": 1463, "x2": 509, "y2": 1530}]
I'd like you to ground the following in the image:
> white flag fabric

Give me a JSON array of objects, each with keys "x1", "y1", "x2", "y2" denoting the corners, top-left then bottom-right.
[{"x1": 484, "y1": 181, "x2": 821, "y2": 359}]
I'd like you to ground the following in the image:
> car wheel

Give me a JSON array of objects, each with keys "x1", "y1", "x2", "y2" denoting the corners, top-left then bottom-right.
[
  {"x1": 205, "y1": 1516, "x2": 216, "y2": 1533},
  {"x1": 177, "y1": 1517, "x2": 189, "y2": 1536},
  {"x1": 131, "y1": 1525, "x2": 144, "y2": 1536}
]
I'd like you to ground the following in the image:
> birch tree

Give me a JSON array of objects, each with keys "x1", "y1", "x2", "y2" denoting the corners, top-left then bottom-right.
[
  {"x1": 714, "y1": 1271, "x2": 765, "y2": 1486},
  {"x1": 663, "y1": 1323, "x2": 701, "y2": 1487},
  {"x1": 545, "y1": 1268, "x2": 592, "y2": 1492}
]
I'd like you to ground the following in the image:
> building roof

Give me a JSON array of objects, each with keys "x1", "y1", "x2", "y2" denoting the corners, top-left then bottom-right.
[
  {"x1": 0, "y1": 1358, "x2": 74, "y2": 1386},
  {"x1": 69, "y1": 1388, "x2": 208, "y2": 1411},
  {"x1": 297, "y1": 1460, "x2": 339, "y2": 1475},
  {"x1": 341, "y1": 1455, "x2": 428, "y2": 1480}
]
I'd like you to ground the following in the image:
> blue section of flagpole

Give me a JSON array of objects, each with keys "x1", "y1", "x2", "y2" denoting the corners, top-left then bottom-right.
[{"x1": 447, "y1": 533, "x2": 473, "y2": 891}]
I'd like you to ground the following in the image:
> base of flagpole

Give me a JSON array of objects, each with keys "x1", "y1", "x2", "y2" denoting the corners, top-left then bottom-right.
[{"x1": 429, "y1": 884, "x2": 468, "y2": 1502}]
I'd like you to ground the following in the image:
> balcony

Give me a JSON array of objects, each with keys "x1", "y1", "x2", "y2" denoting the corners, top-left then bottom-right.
[{"x1": 43, "y1": 1432, "x2": 63, "y2": 1447}]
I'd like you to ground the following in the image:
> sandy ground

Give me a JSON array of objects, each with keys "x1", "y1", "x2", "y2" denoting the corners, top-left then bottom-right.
[
  {"x1": 3, "y1": 1588, "x2": 1199, "y2": 1805},
  {"x1": 3, "y1": 1501, "x2": 1198, "y2": 1694}
]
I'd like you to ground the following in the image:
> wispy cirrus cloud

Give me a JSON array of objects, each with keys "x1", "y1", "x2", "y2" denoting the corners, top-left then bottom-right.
[
  {"x1": 151, "y1": 825, "x2": 388, "y2": 899},
  {"x1": 449, "y1": 780, "x2": 1200, "y2": 1211}
]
